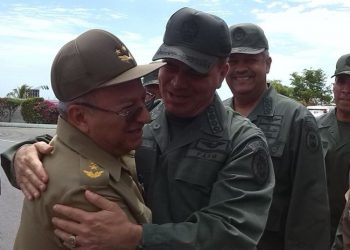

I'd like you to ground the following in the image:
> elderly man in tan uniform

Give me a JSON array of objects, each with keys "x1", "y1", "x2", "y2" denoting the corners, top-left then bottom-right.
[{"x1": 14, "y1": 29, "x2": 164, "y2": 250}]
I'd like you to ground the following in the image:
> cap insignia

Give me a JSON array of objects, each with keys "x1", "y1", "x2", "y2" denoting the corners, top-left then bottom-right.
[
  {"x1": 232, "y1": 28, "x2": 246, "y2": 41},
  {"x1": 115, "y1": 45, "x2": 133, "y2": 62},
  {"x1": 181, "y1": 20, "x2": 199, "y2": 43},
  {"x1": 83, "y1": 161, "x2": 104, "y2": 178}
]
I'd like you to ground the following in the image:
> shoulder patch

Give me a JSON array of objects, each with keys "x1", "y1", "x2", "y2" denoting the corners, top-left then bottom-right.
[
  {"x1": 252, "y1": 148, "x2": 270, "y2": 185},
  {"x1": 304, "y1": 116, "x2": 320, "y2": 153}
]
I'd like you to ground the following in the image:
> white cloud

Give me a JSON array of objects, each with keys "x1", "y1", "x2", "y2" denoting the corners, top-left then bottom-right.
[{"x1": 252, "y1": 2, "x2": 350, "y2": 85}]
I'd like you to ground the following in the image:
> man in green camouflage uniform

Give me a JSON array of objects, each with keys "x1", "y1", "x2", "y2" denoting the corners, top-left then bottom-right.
[
  {"x1": 223, "y1": 23, "x2": 330, "y2": 250},
  {"x1": 320, "y1": 54, "x2": 350, "y2": 249}
]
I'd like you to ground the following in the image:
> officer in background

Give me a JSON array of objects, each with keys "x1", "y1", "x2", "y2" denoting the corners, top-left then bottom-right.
[
  {"x1": 223, "y1": 23, "x2": 330, "y2": 250},
  {"x1": 142, "y1": 69, "x2": 161, "y2": 100},
  {"x1": 319, "y1": 53, "x2": 350, "y2": 248},
  {"x1": 142, "y1": 69, "x2": 162, "y2": 112},
  {"x1": 1, "y1": 8, "x2": 275, "y2": 250},
  {"x1": 13, "y1": 29, "x2": 162, "y2": 250}
]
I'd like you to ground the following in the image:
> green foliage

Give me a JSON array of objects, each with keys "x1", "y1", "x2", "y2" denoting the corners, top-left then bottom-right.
[
  {"x1": 21, "y1": 98, "x2": 44, "y2": 123},
  {"x1": 270, "y1": 79, "x2": 293, "y2": 98},
  {"x1": 290, "y1": 68, "x2": 332, "y2": 106},
  {"x1": 0, "y1": 98, "x2": 22, "y2": 122},
  {"x1": 6, "y1": 84, "x2": 32, "y2": 98}
]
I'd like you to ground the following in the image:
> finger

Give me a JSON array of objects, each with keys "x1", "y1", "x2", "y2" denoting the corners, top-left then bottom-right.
[
  {"x1": 35, "y1": 141, "x2": 54, "y2": 155},
  {"x1": 85, "y1": 190, "x2": 119, "y2": 212},
  {"x1": 19, "y1": 183, "x2": 33, "y2": 200},
  {"x1": 19, "y1": 179, "x2": 41, "y2": 199},
  {"x1": 22, "y1": 166, "x2": 46, "y2": 192},
  {"x1": 52, "y1": 216, "x2": 82, "y2": 236}
]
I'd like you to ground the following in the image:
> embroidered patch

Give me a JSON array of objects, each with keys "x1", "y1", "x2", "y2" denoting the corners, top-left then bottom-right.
[
  {"x1": 252, "y1": 149, "x2": 269, "y2": 185},
  {"x1": 83, "y1": 161, "x2": 104, "y2": 178},
  {"x1": 207, "y1": 105, "x2": 223, "y2": 134},
  {"x1": 304, "y1": 116, "x2": 320, "y2": 153},
  {"x1": 306, "y1": 129, "x2": 319, "y2": 152},
  {"x1": 232, "y1": 27, "x2": 246, "y2": 41}
]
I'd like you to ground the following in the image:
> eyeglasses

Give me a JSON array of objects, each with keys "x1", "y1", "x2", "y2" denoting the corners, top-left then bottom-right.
[{"x1": 75, "y1": 92, "x2": 155, "y2": 118}]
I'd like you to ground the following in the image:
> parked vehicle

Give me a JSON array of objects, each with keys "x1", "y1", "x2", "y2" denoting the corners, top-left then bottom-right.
[{"x1": 307, "y1": 105, "x2": 335, "y2": 117}]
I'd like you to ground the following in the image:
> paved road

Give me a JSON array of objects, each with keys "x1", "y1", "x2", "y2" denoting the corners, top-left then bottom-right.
[{"x1": 0, "y1": 125, "x2": 56, "y2": 250}]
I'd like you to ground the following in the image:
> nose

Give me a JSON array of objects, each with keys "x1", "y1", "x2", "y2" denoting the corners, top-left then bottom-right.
[
  {"x1": 171, "y1": 69, "x2": 187, "y2": 89},
  {"x1": 135, "y1": 104, "x2": 151, "y2": 124}
]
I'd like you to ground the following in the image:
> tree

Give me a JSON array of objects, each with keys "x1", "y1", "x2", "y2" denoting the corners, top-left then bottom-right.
[
  {"x1": 290, "y1": 68, "x2": 332, "y2": 106},
  {"x1": 6, "y1": 84, "x2": 32, "y2": 98},
  {"x1": 270, "y1": 79, "x2": 293, "y2": 98}
]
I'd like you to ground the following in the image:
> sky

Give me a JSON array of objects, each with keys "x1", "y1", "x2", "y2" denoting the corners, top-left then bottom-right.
[{"x1": 0, "y1": 0, "x2": 349, "y2": 100}]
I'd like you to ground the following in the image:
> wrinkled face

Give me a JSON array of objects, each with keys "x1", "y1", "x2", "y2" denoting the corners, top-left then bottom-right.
[
  {"x1": 226, "y1": 52, "x2": 271, "y2": 98},
  {"x1": 73, "y1": 80, "x2": 150, "y2": 156},
  {"x1": 333, "y1": 74, "x2": 350, "y2": 119},
  {"x1": 158, "y1": 58, "x2": 229, "y2": 118}
]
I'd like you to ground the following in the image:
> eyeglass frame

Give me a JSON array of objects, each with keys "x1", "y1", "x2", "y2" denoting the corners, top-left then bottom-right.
[{"x1": 73, "y1": 91, "x2": 155, "y2": 118}]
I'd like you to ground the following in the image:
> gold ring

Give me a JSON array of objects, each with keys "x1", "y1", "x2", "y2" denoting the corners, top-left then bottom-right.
[{"x1": 67, "y1": 235, "x2": 77, "y2": 248}]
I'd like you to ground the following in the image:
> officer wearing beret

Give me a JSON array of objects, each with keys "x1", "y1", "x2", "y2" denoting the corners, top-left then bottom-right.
[
  {"x1": 1, "y1": 8, "x2": 275, "y2": 250},
  {"x1": 12, "y1": 29, "x2": 163, "y2": 249},
  {"x1": 224, "y1": 23, "x2": 330, "y2": 250},
  {"x1": 320, "y1": 54, "x2": 350, "y2": 249}
]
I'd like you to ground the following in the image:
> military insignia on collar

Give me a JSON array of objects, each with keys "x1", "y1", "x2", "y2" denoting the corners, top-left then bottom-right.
[
  {"x1": 207, "y1": 105, "x2": 223, "y2": 134},
  {"x1": 263, "y1": 97, "x2": 272, "y2": 114},
  {"x1": 115, "y1": 45, "x2": 133, "y2": 62},
  {"x1": 181, "y1": 20, "x2": 199, "y2": 43},
  {"x1": 232, "y1": 28, "x2": 246, "y2": 41},
  {"x1": 83, "y1": 161, "x2": 104, "y2": 178}
]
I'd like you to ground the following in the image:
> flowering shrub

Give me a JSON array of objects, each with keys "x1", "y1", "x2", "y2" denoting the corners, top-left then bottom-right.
[
  {"x1": 21, "y1": 98, "x2": 59, "y2": 124},
  {"x1": 33, "y1": 100, "x2": 59, "y2": 124}
]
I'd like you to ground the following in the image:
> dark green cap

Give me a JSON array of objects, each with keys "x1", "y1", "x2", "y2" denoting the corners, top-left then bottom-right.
[
  {"x1": 230, "y1": 23, "x2": 269, "y2": 54},
  {"x1": 153, "y1": 7, "x2": 231, "y2": 74},
  {"x1": 332, "y1": 53, "x2": 350, "y2": 77}
]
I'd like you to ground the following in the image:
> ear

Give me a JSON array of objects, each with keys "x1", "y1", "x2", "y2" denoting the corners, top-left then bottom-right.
[
  {"x1": 265, "y1": 56, "x2": 272, "y2": 74},
  {"x1": 67, "y1": 105, "x2": 90, "y2": 133},
  {"x1": 216, "y1": 62, "x2": 230, "y2": 89}
]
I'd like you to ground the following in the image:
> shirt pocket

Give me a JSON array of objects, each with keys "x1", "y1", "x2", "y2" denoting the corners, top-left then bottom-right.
[{"x1": 172, "y1": 157, "x2": 222, "y2": 192}]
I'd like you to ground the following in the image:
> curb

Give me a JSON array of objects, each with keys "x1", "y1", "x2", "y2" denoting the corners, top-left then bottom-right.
[{"x1": 0, "y1": 122, "x2": 57, "y2": 129}]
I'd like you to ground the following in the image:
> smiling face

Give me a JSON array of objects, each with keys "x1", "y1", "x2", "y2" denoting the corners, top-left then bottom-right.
[
  {"x1": 68, "y1": 80, "x2": 150, "y2": 157},
  {"x1": 333, "y1": 74, "x2": 350, "y2": 121},
  {"x1": 226, "y1": 52, "x2": 271, "y2": 101},
  {"x1": 158, "y1": 58, "x2": 229, "y2": 118}
]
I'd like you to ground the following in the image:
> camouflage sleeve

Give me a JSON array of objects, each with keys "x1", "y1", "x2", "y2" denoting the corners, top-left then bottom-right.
[
  {"x1": 285, "y1": 113, "x2": 330, "y2": 249},
  {"x1": 1, "y1": 134, "x2": 53, "y2": 188}
]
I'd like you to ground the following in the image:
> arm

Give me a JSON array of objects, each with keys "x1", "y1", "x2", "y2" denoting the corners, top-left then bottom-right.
[
  {"x1": 0, "y1": 134, "x2": 53, "y2": 199},
  {"x1": 52, "y1": 133, "x2": 275, "y2": 250},
  {"x1": 52, "y1": 190, "x2": 142, "y2": 250},
  {"x1": 141, "y1": 135, "x2": 275, "y2": 250},
  {"x1": 285, "y1": 114, "x2": 330, "y2": 249}
]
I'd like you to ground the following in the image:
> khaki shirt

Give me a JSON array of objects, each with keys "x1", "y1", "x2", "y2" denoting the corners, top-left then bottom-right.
[{"x1": 14, "y1": 117, "x2": 151, "y2": 250}]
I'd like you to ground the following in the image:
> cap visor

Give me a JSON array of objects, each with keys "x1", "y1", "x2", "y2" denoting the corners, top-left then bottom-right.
[
  {"x1": 153, "y1": 44, "x2": 217, "y2": 74},
  {"x1": 101, "y1": 62, "x2": 165, "y2": 87},
  {"x1": 230, "y1": 47, "x2": 265, "y2": 55},
  {"x1": 332, "y1": 71, "x2": 350, "y2": 78}
]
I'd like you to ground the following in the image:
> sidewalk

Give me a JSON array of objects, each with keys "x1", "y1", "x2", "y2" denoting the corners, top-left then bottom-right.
[{"x1": 0, "y1": 122, "x2": 56, "y2": 129}]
